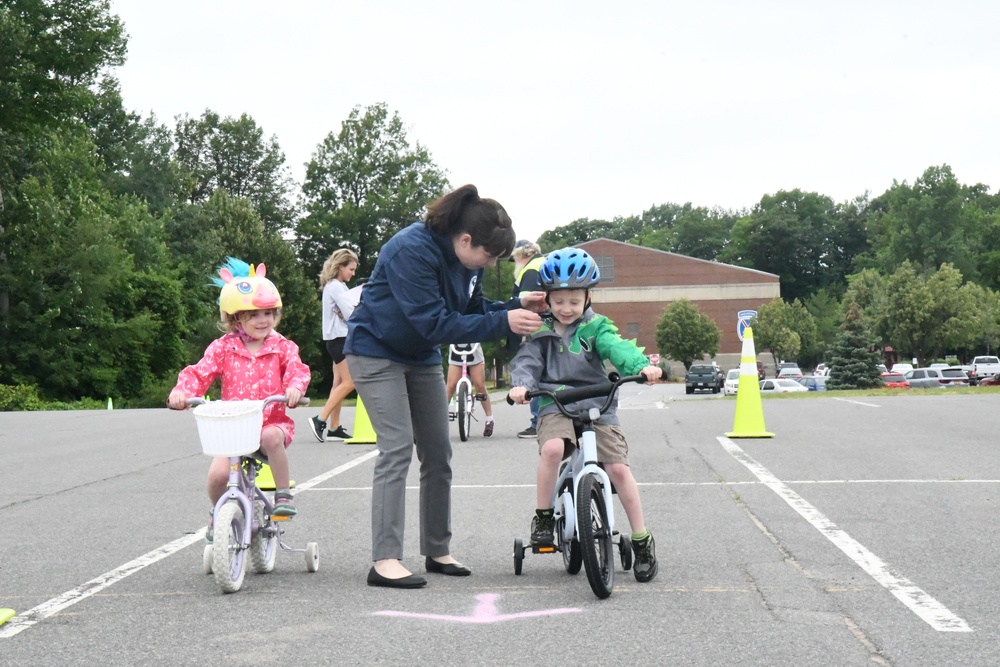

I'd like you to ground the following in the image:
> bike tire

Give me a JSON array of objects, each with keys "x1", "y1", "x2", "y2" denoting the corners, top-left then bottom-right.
[
  {"x1": 212, "y1": 501, "x2": 247, "y2": 593},
  {"x1": 458, "y1": 382, "x2": 470, "y2": 442},
  {"x1": 249, "y1": 499, "x2": 277, "y2": 574},
  {"x1": 577, "y1": 473, "x2": 614, "y2": 599},
  {"x1": 558, "y1": 516, "x2": 582, "y2": 574}
]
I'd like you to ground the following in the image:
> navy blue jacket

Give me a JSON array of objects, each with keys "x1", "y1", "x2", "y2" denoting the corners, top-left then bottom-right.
[{"x1": 345, "y1": 222, "x2": 519, "y2": 365}]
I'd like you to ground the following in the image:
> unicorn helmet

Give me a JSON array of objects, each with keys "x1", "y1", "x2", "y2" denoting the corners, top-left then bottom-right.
[{"x1": 216, "y1": 258, "x2": 283, "y2": 318}]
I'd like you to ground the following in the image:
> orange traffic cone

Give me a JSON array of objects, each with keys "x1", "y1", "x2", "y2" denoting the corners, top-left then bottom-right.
[
  {"x1": 725, "y1": 327, "x2": 774, "y2": 438},
  {"x1": 345, "y1": 397, "x2": 376, "y2": 445}
]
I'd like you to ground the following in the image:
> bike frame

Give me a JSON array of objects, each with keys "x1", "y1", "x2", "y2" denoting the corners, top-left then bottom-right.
[{"x1": 555, "y1": 419, "x2": 616, "y2": 543}]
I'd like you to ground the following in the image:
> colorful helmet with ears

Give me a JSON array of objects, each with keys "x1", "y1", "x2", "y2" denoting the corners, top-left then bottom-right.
[
  {"x1": 539, "y1": 247, "x2": 600, "y2": 290},
  {"x1": 215, "y1": 257, "x2": 282, "y2": 317}
]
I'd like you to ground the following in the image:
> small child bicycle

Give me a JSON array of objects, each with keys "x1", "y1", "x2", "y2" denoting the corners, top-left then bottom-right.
[
  {"x1": 187, "y1": 396, "x2": 319, "y2": 594},
  {"x1": 509, "y1": 373, "x2": 644, "y2": 599},
  {"x1": 449, "y1": 343, "x2": 486, "y2": 442}
]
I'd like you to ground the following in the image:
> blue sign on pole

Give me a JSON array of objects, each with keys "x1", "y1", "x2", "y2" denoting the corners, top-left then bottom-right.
[{"x1": 737, "y1": 310, "x2": 757, "y2": 341}]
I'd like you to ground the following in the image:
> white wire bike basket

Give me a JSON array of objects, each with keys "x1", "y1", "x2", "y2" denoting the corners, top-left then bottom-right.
[{"x1": 192, "y1": 400, "x2": 264, "y2": 457}]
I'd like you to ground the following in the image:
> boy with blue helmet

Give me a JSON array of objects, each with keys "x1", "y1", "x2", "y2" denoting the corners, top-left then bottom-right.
[{"x1": 508, "y1": 247, "x2": 662, "y2": 582}]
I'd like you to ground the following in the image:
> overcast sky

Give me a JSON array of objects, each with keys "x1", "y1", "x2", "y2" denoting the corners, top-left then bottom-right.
[{"x1": 110, "y1": 1, "x2": 998, "y2": 243}]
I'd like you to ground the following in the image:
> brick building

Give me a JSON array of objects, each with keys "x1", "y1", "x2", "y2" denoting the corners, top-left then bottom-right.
[{"x1": 578, "y1": 239, "x2": 781, "y2": 369}]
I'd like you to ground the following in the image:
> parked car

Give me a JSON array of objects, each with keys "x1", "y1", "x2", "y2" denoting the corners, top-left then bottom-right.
[
  {"x1": 776, "y1": 366, "x2": 804, "y2": 380},
  {"x1": 685, "y1": 363, "x2": 724, "y2": 394},
  {"x1": 797, "y1": 375, "x2": 827, "y2": 391},
  {"x1": 969, "y1": 356, "x2": 1000, "y2": 384},
  {"x1": 724, "y1": 369, "x2": 741, "y2": 396},
  {"x1": 980, "y1": 374, "x2": 1000, "y2": 386},
  {"x1": 879, "y1": 372, "x2": 910, "y2": 389},
  {"x1": 891, "y1": 363, "x2": 914, "y2": 375},
  {"x1": 813, "y1": 363, "x2": 830, "y2": 376},
  {"x1": 877, "y1": 364, "x2": 888, "y2": 374},
  {"x1": 903, "y1": 367, "x2": 969, "y2": 388},
  {"x1": 759, "y1": 378, "x2": 809, "y2": 393},
  {"x1": 928, "y1": 362, "x2": 950, "y2": 369}
]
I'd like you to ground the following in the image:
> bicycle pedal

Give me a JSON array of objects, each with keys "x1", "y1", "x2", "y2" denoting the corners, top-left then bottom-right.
[
  {"x1": 531, "y1": 544, "x2": 557, "y2": 554},
  {"x1": 271, "y1": 515, "x2": 292, "y2": 522}
]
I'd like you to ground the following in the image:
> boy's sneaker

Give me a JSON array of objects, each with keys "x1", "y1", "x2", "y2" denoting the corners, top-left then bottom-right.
[
  {"x1": 309, "y1": 416, "x2": 327, "y2": 443},
  {"x1": 530, "y1": 510, "x2": 555, "y2": 547},
  {"x1": 483, "y1": 421, "x2": 494, "y2": 437},
  {"x1": 327, "y1": 425, "x2": 352, "y2": 441},
  {"x1": 272, "y1": 491, "x2": 297, "y2": 517},
  {"x1": 517, "y1": 426, "x2": 537, "y2": 439},
  {"x1": 631, "y1": 532, "x2": 658, "y2": 582}
]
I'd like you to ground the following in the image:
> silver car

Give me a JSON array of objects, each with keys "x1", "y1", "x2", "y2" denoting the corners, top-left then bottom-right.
[{"x1": 904, "y1": 367, "x2": 969, "y2": 388}]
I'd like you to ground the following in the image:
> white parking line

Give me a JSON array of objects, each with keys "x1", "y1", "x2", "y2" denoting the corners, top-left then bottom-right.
[
  {"x1": 832, "y1": 397, "x2": 882, "y2": 407},
  {"x1": 0, "y1": 449, "x2": 379, "y2": 639},
  {"x1": 718, "y1": 436, "x2": 971, "y2": 633}
]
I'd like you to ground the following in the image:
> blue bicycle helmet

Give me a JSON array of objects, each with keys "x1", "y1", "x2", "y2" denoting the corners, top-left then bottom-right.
[{"x1": 539, "y1": 247, "x2": 600, "y2": 290}]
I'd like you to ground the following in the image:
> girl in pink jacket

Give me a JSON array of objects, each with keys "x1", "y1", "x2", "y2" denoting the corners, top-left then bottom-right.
[{"x1": 168, "y1": 258, "x2": 310, "y2": 537}]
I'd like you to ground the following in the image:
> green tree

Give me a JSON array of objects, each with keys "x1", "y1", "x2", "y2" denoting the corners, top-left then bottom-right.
[
  {"x1": 750, "y1": 297, "x2": 817, "y2": 368},
  {"x1": 637, "y1": 203, "x2": 736, "y2": 261},
  {"x1": 868, "y1": 165, "x2": 983, "y2": 280},
  {"x1": 826, "y1": 302, "x2": 883, "y2": 390},
  {"x1": 538, "y1": 217, "x2": 619, "y2": 249},
  {"x1": 655, "y1": 299, "x2": 720, "y2": 368},
  {"x1": 296, "y1": 103, "x2": 450, "y2": 280},
  {"x1": 173, "y1": 110, "x2": 297, "y2": 235}
]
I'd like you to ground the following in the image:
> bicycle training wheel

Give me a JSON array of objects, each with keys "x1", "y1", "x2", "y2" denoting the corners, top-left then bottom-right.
[
  {"x1": 577, "y1": 473, "x2": 615, "y2": 599},
  {"x1": 250, "y1": 499, "x2": 277, "y2": 574},
  {"x1": 457, "y1": 383, "x2": 471, "y2": 442},
  {"x1": 212, "y1": 501, "x2": 247, "y2": 593}
]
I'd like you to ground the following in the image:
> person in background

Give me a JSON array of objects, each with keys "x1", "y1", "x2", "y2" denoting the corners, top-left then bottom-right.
[
  {"x1": 345, "y1": 184, "x2": 547, "y2": 589},
  {"x1": 311, "y1": 248, "x2": 359, "y2": 442},
  {"x1": 508, "y1": 239, "x2": 545, "y2": 438},
  {"x1": 445, "y1": 342, "x2": 495, "y2": 437},
  {"x1": 168, "y1": 258, "x2": 310, "y2": 538}
]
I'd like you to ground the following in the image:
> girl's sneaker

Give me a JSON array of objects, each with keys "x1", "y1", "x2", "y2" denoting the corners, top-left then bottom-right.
[
  {"x1": 205, "y1": 510, "x2": 214, "y2": 544},
  {"x1": 272, "y1": 491, "x2": 297, "y2": 517},
  {"x1": 483, "y1": 420, "x2": 494, "y2": 437},
  {"x1": 327, "y1": 425, "x2": 352, "y2": 441}
]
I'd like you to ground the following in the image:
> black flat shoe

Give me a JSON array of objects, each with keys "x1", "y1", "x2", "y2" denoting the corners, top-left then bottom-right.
[
  {"x1": 425, "y1": 557, "x2": 472, "y2": 576},
  {"x1": 367, "y1": 566, "x2": 427, "y2": 589}
]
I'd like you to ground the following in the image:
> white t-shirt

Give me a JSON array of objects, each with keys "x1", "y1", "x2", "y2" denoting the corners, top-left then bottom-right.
[{"x1": 322, "y1": 280, "x2": 360, "y2": 340}]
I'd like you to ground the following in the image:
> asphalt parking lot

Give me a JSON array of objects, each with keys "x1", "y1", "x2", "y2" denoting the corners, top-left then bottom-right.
[{"x1": 2, "y1": 384, "x2": 999, "y2": 666}]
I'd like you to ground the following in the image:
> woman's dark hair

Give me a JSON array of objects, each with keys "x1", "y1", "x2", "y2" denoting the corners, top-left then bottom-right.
[{"x1": 424, "y1": 184, "x2": 516, "y2": 258}]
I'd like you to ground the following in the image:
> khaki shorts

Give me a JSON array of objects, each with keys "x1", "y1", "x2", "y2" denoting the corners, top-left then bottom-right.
[{"x1": 536, "y1": 413, "x2": 630, "y2": 465}]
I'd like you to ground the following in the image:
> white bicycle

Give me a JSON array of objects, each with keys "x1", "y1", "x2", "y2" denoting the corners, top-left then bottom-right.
[
  {"x1": 449, "y1": 343, "x2": 485, "y2": 442},
  {"x1": 509, "y1": 374, "x2": 644, "y2": 599}
]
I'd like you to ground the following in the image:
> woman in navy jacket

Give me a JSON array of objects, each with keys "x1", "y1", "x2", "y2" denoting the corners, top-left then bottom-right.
[{"x1": 346, "y1": 184, "x2": 546, "y2": 588}]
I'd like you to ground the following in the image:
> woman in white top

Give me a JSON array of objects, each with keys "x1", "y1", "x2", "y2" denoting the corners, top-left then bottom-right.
[{"x1": 310, "y1": 248, "x2": 359, "y2": 442}]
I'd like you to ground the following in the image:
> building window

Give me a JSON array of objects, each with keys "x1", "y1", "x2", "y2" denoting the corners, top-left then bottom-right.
[
  {"x1": 626, "y1": 322, "x2": 639, "y2": 337},
  {"x1": 594, "y1": 255, "x2": 614, "y2": 284}
]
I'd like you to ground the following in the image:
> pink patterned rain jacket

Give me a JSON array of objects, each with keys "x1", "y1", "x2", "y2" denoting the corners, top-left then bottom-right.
[{"x1": 172, "y1": 332, "x2": 311, "y2": 438}]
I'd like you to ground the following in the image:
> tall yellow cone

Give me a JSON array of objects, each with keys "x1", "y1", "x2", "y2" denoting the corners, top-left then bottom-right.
[
  {"x1": 726, "y1": 327, "x2": 774, "y2": 438},
  {"x1": 345, "y1": 397, "x2": 376, "y2": 445},
  {"x1": 256, "y1": 464, "x2": 295, "y2": 491},
  {"x1": 0, "y1": 608, "x2": 14, "y2": 627},
  {"x1": 106, "y1": 397, "x2": 113, "y2": 410}
]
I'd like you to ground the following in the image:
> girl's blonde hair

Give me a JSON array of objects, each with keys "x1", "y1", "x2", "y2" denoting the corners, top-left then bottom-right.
[
  {"x1": 218, "y1": 308, "x2": 282, "y2": 334},
  {"x1": 319, "y1": 248, "x2": 360, "y2": 288}
]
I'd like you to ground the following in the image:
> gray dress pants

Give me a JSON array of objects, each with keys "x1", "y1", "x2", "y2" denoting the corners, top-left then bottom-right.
[{"x1": 347, "y1": 355, "x2": 453, "y2": 561}]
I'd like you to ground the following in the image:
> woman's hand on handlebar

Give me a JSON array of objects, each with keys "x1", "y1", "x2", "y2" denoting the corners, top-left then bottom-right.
[
  {"x1": 507, "y1": 386, "x2": 529, "y2": 404},
  {"x1": 640, "y1": 365, "x2": 663, "y2": 383},
  {"x1": 507, "y1": 309, "x2": 542, "y2": 336}
]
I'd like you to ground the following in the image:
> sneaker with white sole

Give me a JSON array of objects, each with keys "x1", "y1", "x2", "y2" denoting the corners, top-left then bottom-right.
[
  {"x1": 631, "y1": 532, "x2": 658, "y2": 582},
  {"x1": 327, "y1": 425, "x2": 351, "y2": 441},
  {"x1": 483, "y1": 421, "x2": 494, "y2": 437},
  {"x1": 309, "y1": 416, "x2": 327, "y2": 442},
  {"x1": 517, "y1": 426, "x2": 537, "y2": 439}
]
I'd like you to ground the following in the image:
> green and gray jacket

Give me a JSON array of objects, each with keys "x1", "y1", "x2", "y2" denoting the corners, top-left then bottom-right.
[{"x1": 510, "y1": 308, "x2": 648, "y2": 425}]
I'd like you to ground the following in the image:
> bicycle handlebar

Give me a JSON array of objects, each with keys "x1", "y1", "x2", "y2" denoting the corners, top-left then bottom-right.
[
  {"x1": 506, "y1": 373, "x2": 645, "y2": 420},
  {"x1": 180, "y1": 395, "x2": 310, "y2": 408}
]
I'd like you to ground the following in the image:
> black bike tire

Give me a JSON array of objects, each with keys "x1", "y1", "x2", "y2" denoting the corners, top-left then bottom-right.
[
  {"x1": 577, "y1": 472, "x2": 614, "y2": 599},
  {"x1": 458, "y1": 383, "x2": 470, "y2": 441}
]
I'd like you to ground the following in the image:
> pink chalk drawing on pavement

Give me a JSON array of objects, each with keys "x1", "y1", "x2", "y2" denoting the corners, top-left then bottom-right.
[{"x1": 375, "y1": 593, "x2": 581, "y2": 624}]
